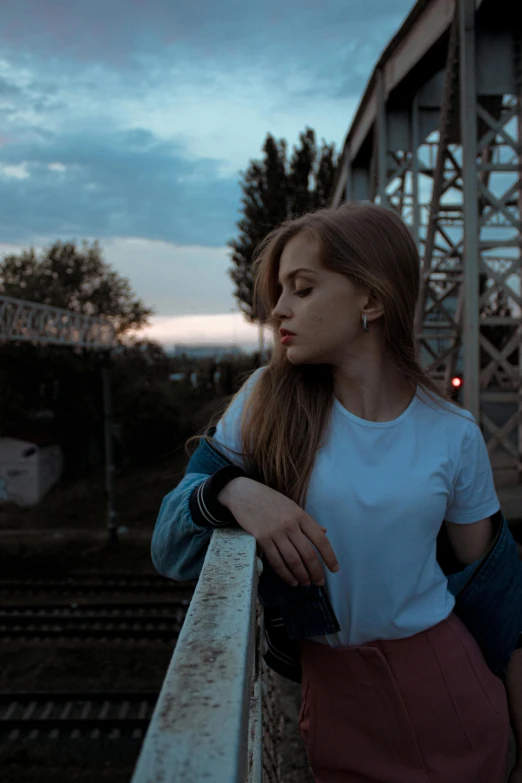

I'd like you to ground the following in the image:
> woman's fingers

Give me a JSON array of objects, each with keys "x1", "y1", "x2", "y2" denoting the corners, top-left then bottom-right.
[
  {"x1": 276, "y1": 538, "x2": 318, "y2": 586},
  {"x1": 260, "y1": 523, "x2": 335, "y2": 586},
  {"x1": 261, "y1": 540, "x2": 301, "y2": 586},
  {"x1": 301, "y1": 517, "x2": 339, "y2": 573},
  {"x1": 286, "y1": 531, "x2": 325, "y2": 585},
  {"x1": 221, "y1": 477, "x2": 339, "y2": 583}
]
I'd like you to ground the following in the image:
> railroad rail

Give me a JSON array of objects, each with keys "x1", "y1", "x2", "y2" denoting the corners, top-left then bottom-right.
[
  {"x1": 0, "y1": 691, "x2": 157, "y2": 740},
  {"x1": 0, "y1": 574, "x2": 195, "y2": 597},
  {"x1": 0, "y1": 600, "x2": 189, "y2": 641}
]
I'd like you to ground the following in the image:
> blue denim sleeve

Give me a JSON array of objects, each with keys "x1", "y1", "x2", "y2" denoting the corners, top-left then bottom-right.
[
  {"x1": 151, "y1": 472, "x2": 213, "y2": 581},
  {"x1": 151, "y1": 407, "x2": 248, "y2": 582}
]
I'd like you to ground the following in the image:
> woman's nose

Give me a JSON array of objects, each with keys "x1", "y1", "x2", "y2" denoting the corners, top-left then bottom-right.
[{"x1": 271, "y1": 296, "x2": 290, "y2": 320}]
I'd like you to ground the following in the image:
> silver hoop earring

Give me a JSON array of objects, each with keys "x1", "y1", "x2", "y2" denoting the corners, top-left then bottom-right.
[{"x1": 362, "y1": 314, "x2": 370, "y2": 333}]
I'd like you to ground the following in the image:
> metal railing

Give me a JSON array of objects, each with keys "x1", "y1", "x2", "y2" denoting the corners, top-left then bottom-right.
[
  {"x1": 131, "y1": 528, "x2": 265, "y2": 783},
  {"x1": 0, "y1": 295, "x2": 117, "y2": 349}
]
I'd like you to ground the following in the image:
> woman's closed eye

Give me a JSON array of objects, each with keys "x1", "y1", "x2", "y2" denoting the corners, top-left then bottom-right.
[{"x1": 295, "y1": 287, "x2": 313, "y2": 298}]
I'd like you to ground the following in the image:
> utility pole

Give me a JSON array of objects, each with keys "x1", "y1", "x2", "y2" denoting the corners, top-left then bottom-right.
[{"x1": 102, "y1": 353, "x2": 118, "y2": 544}]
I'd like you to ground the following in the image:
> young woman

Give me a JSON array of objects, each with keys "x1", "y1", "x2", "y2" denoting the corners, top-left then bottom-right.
[{"x1": 163, "y1": 202, "x2": 512, "y2": 782}]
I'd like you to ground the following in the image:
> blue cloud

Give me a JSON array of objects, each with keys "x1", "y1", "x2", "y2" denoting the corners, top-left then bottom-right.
[
  {"x1": 0, "y1": 0, "x2": 415, "y2": 253},
  {"x1": 1, "y1": 0, "x2": 413, "y2": 68},
  {"x1": 0, "y1": 128, "x2": 241, "y2": 245}
]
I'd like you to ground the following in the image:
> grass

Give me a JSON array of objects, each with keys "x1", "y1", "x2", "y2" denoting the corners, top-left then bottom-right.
[
  {"x1": 0, "y1": 449, "x2": 193, "y2": 578},
  {"x1": 0, "y1": 449, "x2": 189, "y2": 533},
  {"x1": 0, "y1": 392, "x2": 228, "y2": 537},
  {"x1": 0, "y1": 642, "x2": 174, "y2": 692}
]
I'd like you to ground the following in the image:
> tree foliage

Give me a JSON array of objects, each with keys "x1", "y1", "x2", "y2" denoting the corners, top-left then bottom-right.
[
  {"x1": 0, "y1": 240, "x2": 156, "y2": 477},
  {"x1": 228, "y1": 127, "x2": 339, "y2": 322},
  {"x1": 0, "y1": 239, "x2": 152, "y2": 335}
]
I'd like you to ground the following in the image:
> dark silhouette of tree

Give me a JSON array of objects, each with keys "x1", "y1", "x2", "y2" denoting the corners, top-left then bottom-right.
[
  {"x1": 228, "y1": 127, "x2": 339, "y2": 323},
  {"x1": 0, "y1": 240, "x2": 155, "y2": 475},
  {"x1": 0, "y1": 239, "x2": 152, "y2": 335}
]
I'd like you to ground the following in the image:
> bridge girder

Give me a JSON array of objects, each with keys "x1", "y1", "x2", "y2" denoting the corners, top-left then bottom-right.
[{"x1": 332, "y1": 0, "x2": 522, "y2": 484}]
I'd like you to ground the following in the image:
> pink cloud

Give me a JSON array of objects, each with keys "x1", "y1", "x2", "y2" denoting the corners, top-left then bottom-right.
[{"x1": 134, "y1": 313, "x2": 270, "y2": 349}]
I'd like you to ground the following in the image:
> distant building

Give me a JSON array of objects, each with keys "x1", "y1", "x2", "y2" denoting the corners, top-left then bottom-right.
[{"x1": 170, "y1": 344, "x2": 244, "y2": 359}]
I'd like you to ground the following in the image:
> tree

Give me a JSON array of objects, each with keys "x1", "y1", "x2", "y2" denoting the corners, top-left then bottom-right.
[
  {"x1": 228, "y1": 127, "x2": 339, "y2": 323},
  {"x1": 0, "y1": 239, "x2": 152, "y2": 335},
  {"x1": 0, "y1": 240, "x2": 154, "y2": 476}
]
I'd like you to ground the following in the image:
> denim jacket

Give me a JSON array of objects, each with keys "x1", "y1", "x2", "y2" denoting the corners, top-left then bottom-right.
[{"x1": 151, "y1": 429, "x2": 522, "y2": 685}]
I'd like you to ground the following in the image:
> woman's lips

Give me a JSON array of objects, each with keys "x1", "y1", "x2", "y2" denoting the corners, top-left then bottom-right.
[{"x1": 281, "y1": 334, "x2": 295, "y2": 345}]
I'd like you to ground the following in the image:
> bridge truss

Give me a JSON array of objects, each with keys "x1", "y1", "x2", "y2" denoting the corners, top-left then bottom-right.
[
  {"x1": 332, "y1": 0, "x2": 522, "y2": 484},
  {"x1": 0, "y1": 295, "x2": 116, "y2": 349}
]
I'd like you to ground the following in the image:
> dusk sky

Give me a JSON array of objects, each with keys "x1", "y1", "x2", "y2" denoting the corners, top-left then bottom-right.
[{"x1": 0, "y1": 0, "x2": 414, "y2": 348}]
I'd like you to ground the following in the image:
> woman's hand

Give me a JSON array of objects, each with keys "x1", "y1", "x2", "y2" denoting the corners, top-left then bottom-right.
[{"x1": 218, "y1": 477, "x2": 339, "y2": 587}]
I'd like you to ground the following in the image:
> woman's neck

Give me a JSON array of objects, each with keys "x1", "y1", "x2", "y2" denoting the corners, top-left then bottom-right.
[{"x1": 333, "y1": 359, "x2": 415, "y2": 423}]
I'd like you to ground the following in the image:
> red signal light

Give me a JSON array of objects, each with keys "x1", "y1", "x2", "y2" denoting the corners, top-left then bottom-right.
[{"x1": 451, "y1": 377, "x2": 462, "y2": 388}]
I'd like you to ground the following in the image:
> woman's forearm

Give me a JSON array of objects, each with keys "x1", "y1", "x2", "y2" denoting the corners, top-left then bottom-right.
[{"x1": 217, "y1": 476, "x2": 252, "y2": 510}]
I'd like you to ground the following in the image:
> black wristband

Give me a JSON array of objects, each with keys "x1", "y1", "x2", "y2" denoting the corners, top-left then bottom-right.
[{"x1": 189, "y1": 465, "x2": 246, "y2": 528}]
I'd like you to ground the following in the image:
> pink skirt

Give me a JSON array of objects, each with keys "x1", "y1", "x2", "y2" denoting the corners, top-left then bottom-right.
[{"x1": 298, "y1": 611, "x2": 510, "y2": 783}]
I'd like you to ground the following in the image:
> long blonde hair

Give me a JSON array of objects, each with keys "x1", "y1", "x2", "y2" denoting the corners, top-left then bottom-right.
[{"x1": 187, "y1": 202, "x2": 460, "y2": 507}]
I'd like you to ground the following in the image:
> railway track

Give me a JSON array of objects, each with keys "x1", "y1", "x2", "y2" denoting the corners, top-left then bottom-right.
[
  {"x1": 0, "y1": 600, "x2": 189, "y2": 640},
  {"x1": 0, "y1": 573, "x2": 195, "y2": 598},
  {"x1": 0, "y1": 575, "x2": 190, "y2": 749},
  {"x1": 0, "y1": 691, "x2": 158, "y2": 740}
]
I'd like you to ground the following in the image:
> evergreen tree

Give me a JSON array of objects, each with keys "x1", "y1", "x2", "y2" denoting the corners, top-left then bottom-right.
[{"x1": 228, "y1": 127, "x2": 339, "y2": 323}]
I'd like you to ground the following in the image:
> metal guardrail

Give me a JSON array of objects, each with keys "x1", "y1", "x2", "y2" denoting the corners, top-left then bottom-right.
[
  {"x1": 131, "y1": 528, "x2": 264, "y2": 783},
  {"x1": 0, "y1": 295, "x2": 117, "y2": 349}
]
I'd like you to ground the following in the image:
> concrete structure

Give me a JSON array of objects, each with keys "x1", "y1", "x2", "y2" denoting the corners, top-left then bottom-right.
[
  {"x1": 0, "y1": 437, "x2": 63, "y2": 506},
  {"x1": 131, "y1": 528, "x2": 282, "y2": 783}
]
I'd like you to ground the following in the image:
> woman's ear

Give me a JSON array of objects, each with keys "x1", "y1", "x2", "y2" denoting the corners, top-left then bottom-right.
[{"x1": 362, "y1": 289, "x2": 384, "y2": 321}]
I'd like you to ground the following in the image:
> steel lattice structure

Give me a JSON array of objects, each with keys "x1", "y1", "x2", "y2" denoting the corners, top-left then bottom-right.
[
  {"x1": 332, "y1": 0, "x2": 522, "y2": 485},
  {"x1": 0, "y1": 295, "x2": 117, "y2": 349}
]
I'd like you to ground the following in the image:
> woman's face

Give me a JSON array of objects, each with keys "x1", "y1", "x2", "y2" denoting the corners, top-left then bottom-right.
[{"x1": 271, "y1": 232, "x2": 374, "y2": 366}]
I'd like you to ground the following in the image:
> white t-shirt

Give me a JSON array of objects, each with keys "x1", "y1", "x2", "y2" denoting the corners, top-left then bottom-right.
[{"x1": 213, "y1": 367, "x2": 500, "y2": 647}]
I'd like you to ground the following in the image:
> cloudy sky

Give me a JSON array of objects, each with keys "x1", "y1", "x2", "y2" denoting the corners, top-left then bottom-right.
[{"x1": 0, "y1": 0, "x2": 414, "y2": 348}]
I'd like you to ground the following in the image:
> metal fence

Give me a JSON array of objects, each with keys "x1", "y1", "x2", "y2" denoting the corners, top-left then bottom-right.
[{"x1": 131, "y1": 528, "x2": 282, "y2": 783}]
